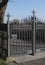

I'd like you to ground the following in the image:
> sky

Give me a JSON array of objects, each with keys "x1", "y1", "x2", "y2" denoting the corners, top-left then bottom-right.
[{"x1": 4, "y1": 0, "x2": 45, "y2": 23}]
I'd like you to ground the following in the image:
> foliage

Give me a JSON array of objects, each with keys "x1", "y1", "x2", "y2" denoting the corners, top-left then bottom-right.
[{"x1": 0, "y1": 58, "x2": 9, "y2": 65}]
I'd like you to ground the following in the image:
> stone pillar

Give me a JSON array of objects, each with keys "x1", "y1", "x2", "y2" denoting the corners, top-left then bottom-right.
[
  {"x1": 32, "y1": 10, "x2": 36, "y2": 55},
  {"x1": 6, "y1": 13, "x2": 11, "y2": 57}
]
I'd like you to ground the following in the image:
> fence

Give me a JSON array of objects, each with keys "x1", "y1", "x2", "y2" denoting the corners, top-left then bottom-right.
[
  {"x1": 36, "y1": 29, "x2": 45, "y2": 50},
  {"x1": 9, "y1": 23, "x2": 45, "y2": 56},
  {"x1": 0, "y1": 22, "x2": 45, "y2": 57}
]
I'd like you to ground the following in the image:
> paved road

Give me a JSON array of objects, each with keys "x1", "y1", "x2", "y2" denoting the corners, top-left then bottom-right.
[
  {"x1": 9, "y1": 58, "x2": 45, "y2": 65},
  {"x1": 19, "y1": 58, "x2": 45, "y2": 65}
]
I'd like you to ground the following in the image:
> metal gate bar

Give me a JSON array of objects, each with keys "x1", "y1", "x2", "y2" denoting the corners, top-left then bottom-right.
[
  {"x1": 36, "y1": 28, "x2": 45, "y2": 50},
  {"x1": 10, "y1": 25, "x2": 32, "y2": 56}
]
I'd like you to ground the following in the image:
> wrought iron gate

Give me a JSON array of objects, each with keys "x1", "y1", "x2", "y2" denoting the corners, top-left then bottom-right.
[
  {"x1": 9, "y1": 23, "x2": 45, "y2": 56},
  {"x1": 36, "y1": 28, "x2": 45, "y2": 52},
  {"x1": 10, "y1": 24, "x2": 32, "y2": 56}
]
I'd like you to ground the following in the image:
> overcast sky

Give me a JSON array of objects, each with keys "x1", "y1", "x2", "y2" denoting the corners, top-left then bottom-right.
[{"x1": 4, "y1": 0, "x2": 45, "y2": 23}]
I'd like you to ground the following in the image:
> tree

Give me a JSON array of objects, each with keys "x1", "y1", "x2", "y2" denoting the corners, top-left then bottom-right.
[
  {"x1": 12, "y1": 19, "x2": 20, "y2": 25},
  {"x1": 22, "y1": 16, "x2": 31, "y2": 25}
]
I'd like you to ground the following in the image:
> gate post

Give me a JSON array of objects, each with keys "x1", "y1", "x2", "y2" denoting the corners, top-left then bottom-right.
[
  {"x1": 31, "y1": 10, "x2": 36, "y2": 55},
  {"x1": 6, "y1": 13, "x2": 11, "y2": 57}
]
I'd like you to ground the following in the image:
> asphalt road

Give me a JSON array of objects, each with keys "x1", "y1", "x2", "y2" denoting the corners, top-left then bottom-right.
[
  {"x1": 19, "y1": 58, "x2": 45, "y2": 65},
  {"x1": 9, "y1": 58, "x2": 45, "y2": 65}
]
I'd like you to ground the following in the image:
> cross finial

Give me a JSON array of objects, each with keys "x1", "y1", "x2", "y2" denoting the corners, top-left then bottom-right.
[
  {"x1": 6, "y1": 13, "x2": 11, "y2": 22},
  {"x1": 6, "y1": 13, "x2": 11, "y2": 18},
  {"x1": 32, "y1": 10, "x2": 36, "y2": 17}
]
